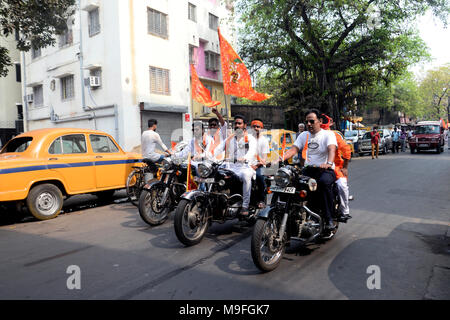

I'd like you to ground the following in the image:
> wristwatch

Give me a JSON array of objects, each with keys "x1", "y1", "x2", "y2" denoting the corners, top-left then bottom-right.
[{"x1": 326, "y1": 161, "x2": 333, "y2": 166}]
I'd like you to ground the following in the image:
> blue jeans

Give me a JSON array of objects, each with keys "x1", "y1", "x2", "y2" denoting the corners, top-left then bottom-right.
[{"x1": 255, "y1": 167, "x2": 266, "y2": 203}]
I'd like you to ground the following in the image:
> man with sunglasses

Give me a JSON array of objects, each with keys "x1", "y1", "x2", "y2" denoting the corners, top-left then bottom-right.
[
  {"x1": 250, "y1": 118, "x2": 270, "y2": 208},
  {"x1": 282, "y1": 109, "x2": 338, "y2": 231},
  {"x1": 215, "y1": 115, "x2": 257, "y2": 217}
]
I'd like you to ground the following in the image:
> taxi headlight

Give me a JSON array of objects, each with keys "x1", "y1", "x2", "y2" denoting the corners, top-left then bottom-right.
[
  {"x1": 275, "y1": 168, "x2": 291, "y2": 187},
  {"x1": 308, "y1": 178, "x2": 318, "y2": 192},
  {"x1": 162, "y1": 158, "x2": 172, "y2": 170},
  {"x1": 198, "y1": 162, "x2": 213, "y2": 178}
]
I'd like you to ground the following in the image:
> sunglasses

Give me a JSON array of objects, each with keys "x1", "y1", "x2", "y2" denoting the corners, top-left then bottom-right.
[
  {"x1": 209, "y1": 123, "x2": 218, "y2": 128},
  {"x1": 252, "y1": 125, "x2": 261, "y2": 128},
  {"x1": 307, "y1": 119, "x2": 316, "y2": 124}
]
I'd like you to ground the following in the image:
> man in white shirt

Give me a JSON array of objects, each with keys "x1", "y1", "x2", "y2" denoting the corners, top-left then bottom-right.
[
  {"x1": 206, "y1": 108, "x2": 228, "y2": 161},
  {"x1": 141, "y1": 119, "x2": 172, "y2": 162},
  {"x1": 282, "y1": 109, "x2": 338, "y2": 230},
  {"x1": 215, "y1": 115, "x2": 257, "y2": 216},
  {"x1": 250, "y1": 119, "x2": 270, "y2": 208}
]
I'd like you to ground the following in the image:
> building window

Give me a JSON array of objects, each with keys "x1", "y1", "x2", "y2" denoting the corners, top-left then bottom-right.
[
  {"x1": 148, "y1": 8, "x2": 168, "y2": 38},
  {"x1": 33, "y1": 85, "x2": 44, "y2": 107},
  {"x1": 59, "y1": 26, "x2": 73, "y2": 47},
  {"x1": 31, "y1": 44, "x2": 41, "y2": 60},
  {"x1": 205, "y1": 51, "x2": 220, "y2": 71},
  {"x1": 209, "y1": 13, "x2": 218, "y2": 30},
  {"x1": 188, "y1": 3, "x2": 196, "y2": 22},
  {"x1": 88, "y1": 8, "x2": 101, "y2": 37},
  {"x1": 61, "y1": 75, "x2": 75, "y2": 101},
  {"x1": 149, "y1": 66, "x2": 170, "y2": 95},
  {"x1": 15, "y1": 63, "x2": 21, "y2": 82},
  {"x1": 189, "y1": 45, "x2": 196, "y2": 64}
]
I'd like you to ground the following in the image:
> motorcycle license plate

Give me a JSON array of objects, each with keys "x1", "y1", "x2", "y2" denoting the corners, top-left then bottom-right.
[
  {"x1": 270, "y1": 186, "x2": 296, "y2": 194},
  {"x1": 194, "y1": 177, "x2": 215, "y2": 183}
]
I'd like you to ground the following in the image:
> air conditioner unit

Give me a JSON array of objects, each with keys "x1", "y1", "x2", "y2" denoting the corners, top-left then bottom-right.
[
  {"x1": 89, "y1": 76, "x2": 101, "y2": 88},
  {"x1": 27, "y1": 94, "x2": 34, "y2": 103}
]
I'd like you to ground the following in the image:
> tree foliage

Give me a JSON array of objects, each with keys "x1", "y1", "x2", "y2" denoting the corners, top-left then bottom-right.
[
  {"x1": 418, "y1": 64, "x2": 450, "y2": 120},
  {"x1": 235, "y1": 0, "x2": 449, "y2": 125},
  {"x1": 0, "y1": 0, "x2": 75, "y2": 77}
]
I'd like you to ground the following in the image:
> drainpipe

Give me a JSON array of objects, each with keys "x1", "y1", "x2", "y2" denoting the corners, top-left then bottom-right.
[
  {"x1": 78, "y1": 0, "x2": 87, "y2": 111},
  {"x1": 20, "y1": 51, "x2": 28, "y2": 132}
]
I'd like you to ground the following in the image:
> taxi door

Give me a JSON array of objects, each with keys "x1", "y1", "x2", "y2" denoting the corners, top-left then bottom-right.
[
  {"x1": 88, "y1": 134, "x2": 128, "y2": 189},
  {"x1": 47, "y1": 134, "x2": 96, "y2": 193}
]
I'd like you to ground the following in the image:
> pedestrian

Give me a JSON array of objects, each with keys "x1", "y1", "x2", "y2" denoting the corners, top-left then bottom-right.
[
  {"x1": 370, "y1": 127, "x2": 380, "y2": 159},
  {"x1": 400, "y1": 128, "x2": 407, "y2": 152},
  {"x1": 297, "y1": 123, "x2": 306, "y2": 161},
  {"x1": 391, "y1": 127, "x2": 400, "y2": 153},
  {"x1": 141, "y1": 119, "x2": 173, "y2": 163}
]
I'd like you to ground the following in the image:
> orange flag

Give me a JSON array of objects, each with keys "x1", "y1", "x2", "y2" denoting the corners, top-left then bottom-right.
[
  {"x1": 190, "y1": 64, "x2": 221, "y2": 108},
  {"x1": 186, "y1": 152, "x2": 198, "y2": 192},
  {"x1": 218, "y1": 28, "x2": 272, "y2": 102},
  {"x1": 281, "y1": 132, "x2": 287, "y2": 161}
]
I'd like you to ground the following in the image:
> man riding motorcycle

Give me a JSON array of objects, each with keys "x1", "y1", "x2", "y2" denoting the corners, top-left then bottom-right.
[
  {"x1": 281, "y1": 109, "x2": 338, "y2": 231},
  {"x1": 320, "y1": 114, "x2": 352, "y2": 222},
  {"x1": 214, "y1": 115, "x2": 258, "y2": 217}
]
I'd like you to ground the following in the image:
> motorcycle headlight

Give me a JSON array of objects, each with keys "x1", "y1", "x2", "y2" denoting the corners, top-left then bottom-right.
[
  {"x1": 162, "y1": 158, "x2": 172, "y2": 170},
  {"x1": 308, "y1": 178, "x2": 318, "y2": 192},
  {"x1": 274, "y1": 168, "x2": 292, "y2": 187},
  {"x1": 197, "y1": 162, "x2": 213, "y2": 178}
]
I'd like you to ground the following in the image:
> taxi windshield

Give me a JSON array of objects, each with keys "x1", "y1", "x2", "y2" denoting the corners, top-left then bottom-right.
[{"x1": 1, "y1": 137, "x2": 33, "y2": 153}]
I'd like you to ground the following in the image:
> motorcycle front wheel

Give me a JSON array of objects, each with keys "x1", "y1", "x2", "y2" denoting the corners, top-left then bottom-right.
[
  {"x1": 138, "y1": 184, "x2": 171, "y2": 226},
  {"x1": 174, "y1": 199, "x2": 209, "y2": 246},
  {"x1": 251, "y1": 215, "x2": 285, "y2": 272}
]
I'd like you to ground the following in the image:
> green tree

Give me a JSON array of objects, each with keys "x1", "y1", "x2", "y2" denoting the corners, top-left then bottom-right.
[
  {"x1": 235, "y1": 0, "x2": 448, "y2": 124},
  {"x1": 0, "y1": 0, "x2": 75, "y2": 77},
  {"x1": 418, "y1": 64, "x2": 450, "y2": 120}
]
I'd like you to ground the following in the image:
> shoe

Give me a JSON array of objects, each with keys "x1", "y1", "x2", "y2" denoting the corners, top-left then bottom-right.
[
  {"x1": 324, "y1": 221, "x2": 336, "y2": 230},
  {"x1": 257, "y1": 202, "x2": 266, "y2": 209},
  {"x1": 338, "y1": 214, "x2": 352, "y2": 222},
  {"x1": 349, "y1": 195, "x2": 354, "y2": 201}
]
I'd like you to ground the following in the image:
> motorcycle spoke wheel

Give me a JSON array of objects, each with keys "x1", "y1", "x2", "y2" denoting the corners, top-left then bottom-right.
[
  {"x1": 138, "y1": 187, "x2": 170, "y2": 226},
  {"x1": 251, "y1": 216, "x2": 285, "y2": 272},
  {"x1": 174, "y1": 199, "x2": 208, "y2": 246}
]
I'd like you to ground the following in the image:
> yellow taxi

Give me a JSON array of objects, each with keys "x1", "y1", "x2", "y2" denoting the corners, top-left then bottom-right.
[
  {"x1": 261, "y1": 129, "x2": 297, "y2": 163},
  {"x1": 0, "y1": 128, "x2": 142, "y2": 220}
]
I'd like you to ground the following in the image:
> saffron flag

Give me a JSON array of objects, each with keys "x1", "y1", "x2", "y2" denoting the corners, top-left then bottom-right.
[
  {"x1": 186, "y1": 152, "x2": 198, "y2": 192},
  {"x1": 190, "y1": 64, "x2": 221, "y2": 108},
  {"x1": 281, "y1": 132, "x2": 287, "y2": 161},
  {"x1": 218, "y1": 28, "x2": 272, "y2": 102}
]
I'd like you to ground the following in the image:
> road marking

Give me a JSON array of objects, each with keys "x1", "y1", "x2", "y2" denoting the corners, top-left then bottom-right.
[{"x1": 24, "y1": 245, "x2": 94, "y2": 267}]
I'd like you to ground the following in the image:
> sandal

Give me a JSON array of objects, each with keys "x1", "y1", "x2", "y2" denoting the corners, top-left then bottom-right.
[
  {"x1": 240, "y1": 209, "x2": 249, "y2": 216},
  {"x1": 257, "y1": 202, "x2": 266, "y2": 209}
]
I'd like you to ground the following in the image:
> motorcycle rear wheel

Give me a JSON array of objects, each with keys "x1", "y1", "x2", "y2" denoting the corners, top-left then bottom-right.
[
  {"x1": 138, "y1": 185, "x2": 171, "y2": 226},
  {"x1": 251, "y1": 216, "x2": 285, "y2": 272},
  {"x1": 174, "y1": 199, "x2": 208, "y2": 246}
]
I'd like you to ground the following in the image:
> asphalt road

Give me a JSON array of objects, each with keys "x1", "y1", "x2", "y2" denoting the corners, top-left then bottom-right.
[{"x1": 0, "y1": 148, "x2": 449, "y2": 300}]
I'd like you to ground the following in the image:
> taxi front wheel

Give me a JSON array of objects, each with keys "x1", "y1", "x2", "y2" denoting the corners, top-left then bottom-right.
[{"x1": 26, "y1": 184, "x2": 63, "y2": 220}]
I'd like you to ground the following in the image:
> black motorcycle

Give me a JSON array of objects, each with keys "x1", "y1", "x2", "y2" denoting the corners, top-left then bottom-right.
[
  {"x1": 138, "y1": 156, "x2": 188, "y2": 226},
  {"x1": 251, "y1": 164, "x2": 343, "y2": 272},
  {"x1": 173, "y1": 160, "x2": 271, "y2": 246}
]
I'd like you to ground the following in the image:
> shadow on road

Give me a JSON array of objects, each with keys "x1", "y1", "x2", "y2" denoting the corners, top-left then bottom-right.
[{"x1": 328, "y1": 221, "x2": 450, "y2": 299}]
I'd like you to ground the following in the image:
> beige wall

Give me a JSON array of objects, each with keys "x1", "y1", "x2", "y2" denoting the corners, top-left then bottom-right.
[{"x1": 0, "y1": 35, "x2": 21, "y2": 129}]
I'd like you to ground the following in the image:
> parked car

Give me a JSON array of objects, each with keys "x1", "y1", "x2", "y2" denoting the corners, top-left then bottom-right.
[
  {"x1": 358, "y1": 129, "x2": 393, "y2": 156},
  {"x1": 408, "y1": 121, "x2": 445, "y2": 154},
  {"x1": 344, "y1": 130, "x2": 366, "y2": 155},
  {"x1": 261, "y1": 129, "x2": 297, "y2": 163},
  {"x1": 0, "y1": 128, "x2": 142, "y2": 220}
]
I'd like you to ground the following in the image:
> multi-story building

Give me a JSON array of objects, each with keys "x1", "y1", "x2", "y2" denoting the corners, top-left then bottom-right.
[
  {"x1": 21, "y1": 0, "x2": 235, "y2": 152},
  {"x1": 0, "y1": 35, "x2": 23, "y2": 146}
]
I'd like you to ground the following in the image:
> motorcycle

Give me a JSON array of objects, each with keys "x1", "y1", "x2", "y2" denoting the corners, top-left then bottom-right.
[
  {"x1": 138, "y1": 143, "x2": 188, "y2": 226},
  {"x1": 173, "y1": 160, "x2": 271, "y2": 246},
  {"x1": 251, "y1": 164, "x2": 343, "y2": 272}
]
